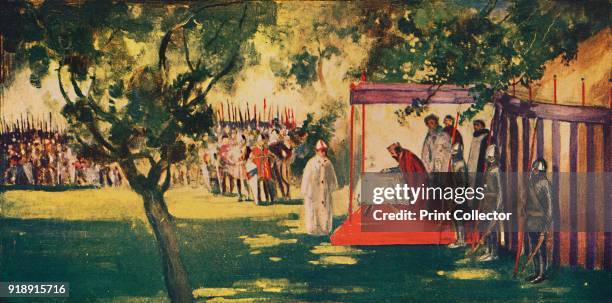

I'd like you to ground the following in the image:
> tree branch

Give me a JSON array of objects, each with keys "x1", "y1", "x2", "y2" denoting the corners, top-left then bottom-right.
[
  {"x1": 70, "y1": 73, "x2": 85, "y2": 98},
  {"x1": 161, "y1": 147, "x2": 172, "y2": 192},
  {"x1": 158, "y1": 0, "x2": 245, "y2": 71},
  {"x1": 181, "y1": 77, "x2": 196, "y2": 105},
  {"x1": 184, "y1": 3, "x2": 247, "y2": 109},
  {"x1": 130, "y1": 152, "x2": 156, "y2": 168},
  {"x1": 104, "y1": 28, "x2": 120, "y2": 47},
  {"x1": 182, "y1": 28, "x2": 195, "y2": 72},
  {"x1": 78, "y1": 73, "x2": 122, "y2": 126},
  {"x1": 59, "y1": 67, "x2": 117, "y2": 164},
  {"x1": 87, "y1": 74, "x2": 97, "y2": 96},
  {"x1": 84, "y1": 120, "x2": 117, "y2": 154},
  {"x1": 148, "y1": 158, "x2": 169, "y2": 186},
  {"x1": 541, "y1": 13, "x2": 560, "y2": 43},
  {"x1": 204, "y1": 20, "x2": 226, "y2": 49},
  {"x1": 57, "y1": 66, "x2": 74, "y2": 105},
  {"x1": 496, "y1": 12, "x2": 511, "y2": 24},
  {"x1": 74, "y1": 134, "x2": 113, "y2": 162},
  {"x1": 423, "y1": 84, "x2": 443, "y2": 104},
  {"x1": 185, "y1": 52, "x2": 237, "y2": 109},
  {"x1": 87, "y1": 96, "x2": 121, "y2": 124}
]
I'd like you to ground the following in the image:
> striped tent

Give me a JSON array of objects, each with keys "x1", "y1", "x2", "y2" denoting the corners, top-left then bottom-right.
[
  {"x1": 495, "y1": 95, "x2": 611, "y2": 270},
  {"x1": 334, "y1": 79, "x2": 611, "y2": 270}
]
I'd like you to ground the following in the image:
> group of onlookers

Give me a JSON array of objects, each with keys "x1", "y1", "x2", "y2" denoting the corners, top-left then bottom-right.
[
  {"x1": 179, "y1": 122, "x2": 303, "y2": 205},
  {"x1": 1, "y1": 128, "x2": 123, "y2": 187}
]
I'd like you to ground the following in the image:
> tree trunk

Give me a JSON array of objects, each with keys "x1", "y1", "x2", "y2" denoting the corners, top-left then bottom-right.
[
  {"x1": 141, "y1": 188, "x2": 193, "y2": 303},
  {"x1": 316, "y1": 56, "x2": 327, "y2": 91}
]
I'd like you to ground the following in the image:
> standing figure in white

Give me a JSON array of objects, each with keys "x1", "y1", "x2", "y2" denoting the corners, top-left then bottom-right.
[{"x1": 301, "y1": 140, "x2": 338, "y2": 235}]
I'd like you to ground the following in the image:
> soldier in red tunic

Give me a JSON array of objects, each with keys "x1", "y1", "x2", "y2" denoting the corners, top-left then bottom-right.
[{"x1": 251, "y1": 135, "x2": 275, "y2": 203}]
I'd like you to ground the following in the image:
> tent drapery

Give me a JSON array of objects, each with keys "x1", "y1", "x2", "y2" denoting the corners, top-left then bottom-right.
[
  {"x1": 495, "y1": 97, "x2": 611, "y2": 270},
  {"x1": 350, "y1": 83, "x2": 474, "y2": 105},
  {"x1": 331, "y1": 82, "x2": 479, "y2": 246},
  {"x1": 346, "y1": 82, "x2": 478, "y2": 217},
  {"x1": 337, "y1": 81, "x2": 611, "y2": 270}
]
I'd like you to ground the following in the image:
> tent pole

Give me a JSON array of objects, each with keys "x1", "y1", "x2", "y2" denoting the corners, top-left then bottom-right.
[
  {"x1": 581, "y1": 78, "x2": 586, "y2": 106},
  {"x1": 447, "y1": 112, "x2": 460, "y2": 171},
  {"x1": 514, "y1": 117, "x2": 540, "y2": 274},
  {"x1": 349, "y1": 105, "x2": 355, "y2": 222},
  {"x1": 361, "y1": 104, "x2": 365, "y2": 174}
]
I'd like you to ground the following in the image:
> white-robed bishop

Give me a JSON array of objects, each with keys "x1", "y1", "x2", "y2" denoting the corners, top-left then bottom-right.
[{"x1": 301, "y1": 139, "x2": 338, "y2": 235}]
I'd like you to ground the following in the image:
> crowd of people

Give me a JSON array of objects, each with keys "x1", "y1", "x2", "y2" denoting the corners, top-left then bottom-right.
[
  {"x1": 387, "y1": 113, "x2": 494, "y2": 250},
  {"x1": 1, "y1": 117, "x2": 304, "y2": 203},
  {"x1": 3, "y1": 111, "x2": 552, "y2": 282},
  {"x1": 418, "y1": 113, "x2": 490, "y2": 175},
  {"x1": 188, "y1": 120, "x2": 305, "y2": 205},
  {"x1": 0, "y1": 126, "x2": 123, "y2": 187}
]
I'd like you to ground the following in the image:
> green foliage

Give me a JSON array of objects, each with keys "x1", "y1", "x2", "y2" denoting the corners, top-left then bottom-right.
[
  {"x1": 360, "y1": 0, "x2": 609, "y2": 123},
  {"x1": 289, "y1": 50, "x2": 318, "y2": 87},
  {"x1": 26, "y1": 45, "x2": 50, "y2": 87},
  {"x1": 291, "y1": 101, "x2": 347, "y2": 186},
  {"x1": 2, "y1": 0, "x2": 277, "y2": 190},
  {"x1": 321, "y1": 45, "x2": 341, "y2": 59},
  {"x1": 269, "y1": 1, "x2": 360, "y2": 89}
]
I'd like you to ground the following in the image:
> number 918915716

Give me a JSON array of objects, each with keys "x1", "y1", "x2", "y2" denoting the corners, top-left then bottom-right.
[{"x1": 1, "y1": 282, "x2": 69, "y2": 298}]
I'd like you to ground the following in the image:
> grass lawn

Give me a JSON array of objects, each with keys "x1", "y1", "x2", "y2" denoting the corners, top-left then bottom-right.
[{"x1": 1, "y1": 187, "x2": 610, "y2": 303}]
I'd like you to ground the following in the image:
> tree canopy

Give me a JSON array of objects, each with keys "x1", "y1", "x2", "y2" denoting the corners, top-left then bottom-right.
[
  {"x1": 1, "y1": 2, "x2": 276, "y2": 302},
  {"x1": 265, "y1": 2, "x2": 362, "y2": 92},
  {"x1": 1, "y1": 0, "x2": 276, "y2": 192},
  {"x1": 358, "y1": 0, "x2": 609, "y2": 122}
]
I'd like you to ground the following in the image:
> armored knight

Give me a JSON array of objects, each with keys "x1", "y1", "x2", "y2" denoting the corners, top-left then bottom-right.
[
  {"x1": 525, "y1": 158, "x2": 552, "y2": 283},
  {"x1": 478, "y1": 144, "x2": 503, "y2": 261},
  {"x1": 448, "y1": 143, "x2": 469, "y2": 248}
]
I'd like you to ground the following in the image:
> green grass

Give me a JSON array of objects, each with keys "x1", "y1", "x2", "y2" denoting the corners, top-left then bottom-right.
[{"x1": 1, "y1": 188, "x2": 611, "y2": 302}]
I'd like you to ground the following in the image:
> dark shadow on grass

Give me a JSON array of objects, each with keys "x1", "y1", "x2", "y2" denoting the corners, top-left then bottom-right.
[
  {"x1": 1, "y1": 216, "x2": 611, "y2": 303},
  {"x1": 174, "y1": 216, "x2": 612, "y2": 303},
  {"x1": 256, "y1": 198, "x2": 303, "y2": 206},
  {"x1": 0, "y1": 218, "x2": 164, "y2": 303},
  {"x1": 274, "y1": 198, "x2": 304, "y2": 205},
  {"x1": 1, "y1": 185, "x2": 96, "y2": 192}
]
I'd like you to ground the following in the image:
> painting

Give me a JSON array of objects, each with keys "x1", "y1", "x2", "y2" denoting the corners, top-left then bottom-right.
[{"x1": 0, "y1": 1, "x2": 610, "y2": 302}]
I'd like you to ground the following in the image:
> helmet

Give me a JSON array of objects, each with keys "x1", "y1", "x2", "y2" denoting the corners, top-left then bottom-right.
[
  {"x1": 531, "y1": 158, "x2": 547, "y2": 172},
  {"x1": 485, "y1": 144, "x2": 497, "y2": 163},
  {"x1": 451, "y1": 143, "x2": 463, "y2": 156}
]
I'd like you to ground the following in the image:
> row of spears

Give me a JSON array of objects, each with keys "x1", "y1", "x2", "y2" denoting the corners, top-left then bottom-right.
[{"x1": 215, "y1": 98, "x2": 297, "y2": 129}]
